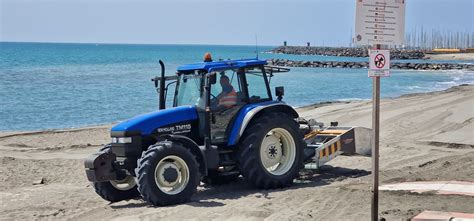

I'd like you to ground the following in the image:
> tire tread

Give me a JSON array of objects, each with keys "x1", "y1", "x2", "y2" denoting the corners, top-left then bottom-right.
[
  {"x1": 135, "y1": 141, "x2": 200, "y2": 206},
  {"x1": 238, "y1": 112, "x2": 304, "y2": 189}
]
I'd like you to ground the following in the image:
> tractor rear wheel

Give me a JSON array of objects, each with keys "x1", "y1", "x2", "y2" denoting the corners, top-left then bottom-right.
[
  {"x1": 238, "y1": 112, "x2": 304, "y2": 189},
  {"x1": 135, "y1": 141, "x2": 200, "y2": 206},
  {"x1": 92, "y1": 145, "x2": 140, "y2": 202}
]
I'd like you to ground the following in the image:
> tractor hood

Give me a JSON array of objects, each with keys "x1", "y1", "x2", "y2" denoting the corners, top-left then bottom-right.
[{"x1": 111, "y1": 106, "x2": 198, "y2": 136}]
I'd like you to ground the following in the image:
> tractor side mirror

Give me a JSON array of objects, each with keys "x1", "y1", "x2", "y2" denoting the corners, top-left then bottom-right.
[
  {"x1": 275, "y1": 86, "x2": 284, "y2": 101},
  {"x1": 208, "y1": 73, "x2": 217, "y2": 85}
]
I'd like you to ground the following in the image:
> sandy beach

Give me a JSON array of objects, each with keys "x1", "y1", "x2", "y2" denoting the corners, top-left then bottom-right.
[
  {"x1": 424, "y1": 53, "x2": 474, "y2": 61},
  {"x1": 1, "y1": 85, "x2": 473, "y2": 220}
]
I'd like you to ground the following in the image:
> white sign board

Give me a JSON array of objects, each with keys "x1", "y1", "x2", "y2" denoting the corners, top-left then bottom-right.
[
  {"x1": 355, "y1": 0, "x2": 406, "y2": 46},
  {"x1": 369, "y1": 49, "x2": 390, "y2": 77}
]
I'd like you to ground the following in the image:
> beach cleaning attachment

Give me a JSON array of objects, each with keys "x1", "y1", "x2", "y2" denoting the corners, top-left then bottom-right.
[{"x1": 300, "y1": 119, "x2": 372, "y2": 169}]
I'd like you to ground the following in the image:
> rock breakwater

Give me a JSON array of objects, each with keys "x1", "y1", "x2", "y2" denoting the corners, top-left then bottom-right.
[
  {"x1": 267, "y1": 59, "x2": 474, "y2": 71},
  {"x1": 269, "y1": 46, "x2": 425, "y2": 60}
]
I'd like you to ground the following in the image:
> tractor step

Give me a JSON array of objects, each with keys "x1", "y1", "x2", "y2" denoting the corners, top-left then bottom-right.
[
  {"x1": 218, "y1": 149, "x2": 234, "y2": 154},
  {"x1": 219, "y1": 160, "x2": 236, "y2": 166},
  {"x1": 218, "y1": 170, "x2": 239, "y2": 176}
]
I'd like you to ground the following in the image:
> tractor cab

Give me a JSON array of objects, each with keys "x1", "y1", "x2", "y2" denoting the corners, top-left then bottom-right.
[
  {"x1": 152, "y1": 57, "x2": 285, "y2": 146},
  {"x1": 174, "y1": 59, "x2": 273, "y2": 108}
]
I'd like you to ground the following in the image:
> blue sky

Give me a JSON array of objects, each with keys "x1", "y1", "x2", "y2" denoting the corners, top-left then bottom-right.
[{"x1": 1, "y1": 0, "x2": 473, "y2": 46}]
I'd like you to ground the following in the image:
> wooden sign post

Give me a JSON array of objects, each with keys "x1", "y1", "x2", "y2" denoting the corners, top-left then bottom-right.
[{"x1": 355, "y1": 1, "x2": 405, "y2": 220}]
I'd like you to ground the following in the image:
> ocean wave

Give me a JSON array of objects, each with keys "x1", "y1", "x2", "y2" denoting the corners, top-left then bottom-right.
[
  {"x1": 406, "y1": 85, "x2": 424, "y2": 90},
  {"x1": 437, "y1": 81, "x2": 457, "y2": 85},
  {"x1": 335, "y1": 98, "x2": 370, "y2": 102}
]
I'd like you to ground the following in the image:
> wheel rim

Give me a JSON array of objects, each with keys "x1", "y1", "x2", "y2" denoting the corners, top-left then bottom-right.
[
  {"x1": 154, "y1": 155, "x2": 190, "y2": 195},
  {"x1": 110, "y1": 175, "x2": 137, "y2": 191},
  {"x1": 260, "y1": 128, "x2": 296, "y2": 176}
]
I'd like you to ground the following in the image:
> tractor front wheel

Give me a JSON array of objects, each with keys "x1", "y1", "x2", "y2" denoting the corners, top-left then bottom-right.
[
  {"x1": 135, "y1": 141, "x2": 200, "y2": 206},
  {"x1": 92, "y1": 145, "x2": 140, "y2": 202},
  {"x1": 238, "y1": 113, "x2": 304, "y2": 189}
]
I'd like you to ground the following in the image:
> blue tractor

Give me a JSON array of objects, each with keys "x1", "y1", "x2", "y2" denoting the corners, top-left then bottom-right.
[{"x1": 85, "y1": 55, "x2": 306, "y2": 206}]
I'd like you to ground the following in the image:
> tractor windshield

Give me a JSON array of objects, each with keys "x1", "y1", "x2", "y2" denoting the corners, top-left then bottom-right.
[{"x1": 174, "y1": 71, "x2": 205, "y2": 107}]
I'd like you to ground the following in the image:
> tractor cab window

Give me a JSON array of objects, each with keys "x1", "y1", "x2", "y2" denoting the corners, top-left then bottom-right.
[
  {"x1": 175, "y1": 71, "x2": 204, "y2": 107},
  {"x1": 244, "y1": 67, "x2": 271, "y2": 102},
  {"x1": 210, "y1": 69, "x2": 242, "y2": 110},
  {"x1": 209, "y1": 69, "x2": 243, "y2": 143}
]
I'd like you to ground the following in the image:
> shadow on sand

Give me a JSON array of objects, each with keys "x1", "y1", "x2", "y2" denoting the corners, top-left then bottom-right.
[
  {"x1": 110, "y1": 165, "x2": 370, "y2": 209},
  {"x1": 193, "y1": 166, "x2": 369, "y2": 207}
]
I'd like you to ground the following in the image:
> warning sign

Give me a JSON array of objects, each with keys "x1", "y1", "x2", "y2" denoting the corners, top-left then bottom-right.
[
  {"x1": 374, "y1": 54, "x2": 386, "y2": 68},
  {"x1": 369, "y1": 49, "x2": 390, "y2": 77},
  {"x1": 355, "y1": 0, "x2": 406, "y2": 46}
]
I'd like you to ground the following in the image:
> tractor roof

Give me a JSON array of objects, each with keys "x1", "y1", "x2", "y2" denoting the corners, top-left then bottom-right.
[{"x1": 177, "y1": 58, "x2": 267, "y2": 73}]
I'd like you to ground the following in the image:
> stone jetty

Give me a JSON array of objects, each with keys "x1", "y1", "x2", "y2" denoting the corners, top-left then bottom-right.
[
  {"x1": 267, "y1": 59, "x2": 474, "y2": 71},
  {"x1": 269, "y1": 46, "x2": 425, "y2": 60}
]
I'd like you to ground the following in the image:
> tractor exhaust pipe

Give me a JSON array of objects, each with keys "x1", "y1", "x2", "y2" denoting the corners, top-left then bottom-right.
[{"x1": 159, "y1": 60, "x2": 166, "y2": 110}]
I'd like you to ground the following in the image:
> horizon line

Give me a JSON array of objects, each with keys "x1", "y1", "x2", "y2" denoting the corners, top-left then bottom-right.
[{"x1": 0, "y1": 40, "x2": 283, "y2": 48}]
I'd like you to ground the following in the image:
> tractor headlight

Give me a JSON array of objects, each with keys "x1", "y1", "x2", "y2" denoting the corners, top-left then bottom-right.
[{"x1": 112, "y1": 137, "x2": 132, "y2": 144}]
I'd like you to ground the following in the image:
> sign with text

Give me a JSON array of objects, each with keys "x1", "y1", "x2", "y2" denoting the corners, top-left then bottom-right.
[
  {"x1": 355, "y1": 0, "x2": 406, "y2": 46},
  {"x1": 369, "y1": 49, "x2": 390, "y2": 77}
]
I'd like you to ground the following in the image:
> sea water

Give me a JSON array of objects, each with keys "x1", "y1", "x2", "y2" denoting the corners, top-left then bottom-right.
[{"x1": 1, "y1": 42, "x2": 473, "y2": 131}]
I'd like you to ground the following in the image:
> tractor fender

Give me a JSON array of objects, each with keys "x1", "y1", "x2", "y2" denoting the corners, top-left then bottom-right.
[
  {"x1": 228, "y1": 102, "x2": 299, "y2": 146},
  {"x1": 161, "y1": 134, "x2": 218, "y2": 176}
]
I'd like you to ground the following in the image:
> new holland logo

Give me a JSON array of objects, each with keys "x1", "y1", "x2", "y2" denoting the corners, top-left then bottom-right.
[{"x1": 157, "y1": 124, "x2": 192, "y2": 134}]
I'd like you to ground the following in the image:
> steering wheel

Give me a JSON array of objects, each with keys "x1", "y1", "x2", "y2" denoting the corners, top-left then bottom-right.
[{"x1": 210, "y1": 94, "x2": 218, "y2": 107}]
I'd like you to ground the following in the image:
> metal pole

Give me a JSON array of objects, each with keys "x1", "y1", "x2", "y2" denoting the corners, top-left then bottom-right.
[{"x1": 371, "y1": 44, "x2": 381, "y2": 221}]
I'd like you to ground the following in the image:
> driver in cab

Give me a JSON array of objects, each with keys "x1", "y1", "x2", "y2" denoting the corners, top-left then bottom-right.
[
  {"x1": 215, "y1": 74, "x2": 237, "y2": 108},
  {"x1": 203, "y1": 53, "x2": 237, "y2": 110}
]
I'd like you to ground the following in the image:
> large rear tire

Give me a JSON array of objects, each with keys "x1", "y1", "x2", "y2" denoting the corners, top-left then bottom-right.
[
  {"x1": 135, "y1": 141, "x2": 200, "y2": 206},
  {"x1": 92, "y1": 144, "x2": 140, "y2": 202},
  {"x1": 238, "y1": 112, "x2": 304, "y2": 189}
]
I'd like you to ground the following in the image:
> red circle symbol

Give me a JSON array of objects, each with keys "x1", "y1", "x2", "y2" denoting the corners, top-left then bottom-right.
[{"x1": 374, "y1": 54, "x2": 385, "y2": 68}]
